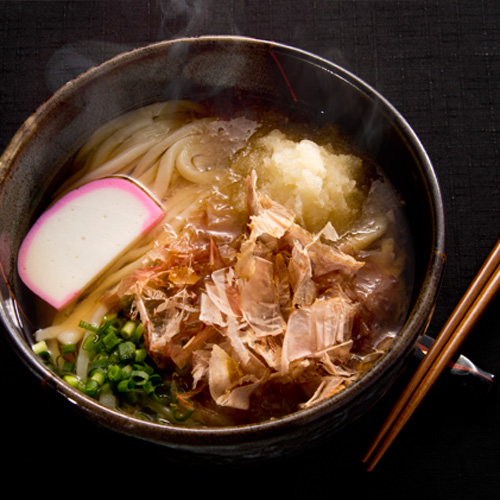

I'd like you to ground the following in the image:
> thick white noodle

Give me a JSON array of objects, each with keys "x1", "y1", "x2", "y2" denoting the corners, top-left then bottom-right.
[{"x1": 175, "y1": 138, "x2": 218, "y2": 185}]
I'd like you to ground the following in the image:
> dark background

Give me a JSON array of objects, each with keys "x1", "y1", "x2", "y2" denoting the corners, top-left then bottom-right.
[{"x1": 1, "y1": 1, "x2": 499, "y2": 497}]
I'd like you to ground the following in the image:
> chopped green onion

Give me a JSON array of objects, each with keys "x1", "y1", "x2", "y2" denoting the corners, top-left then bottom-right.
[
  {"x1": 143, "y1": 380, "x2": 156, "y2": 395},
  {"x1": 121, "y1": 364, "x2": 133, "y2": 377},
  {"x1": 131, "y1": 323, "x2": 144, "y2": 343},
  {"x1": 56, "y1": 312, "x2": 193, "y2": 423},
  {"x1": 130, "y1": 369, "x2": 149, "y2": 386},
  {"x1": 102, "y1": 313, "x2": 118, "y2": 323},
  {"x1": 108, "y1": 364, "x2": 122, "y2": 382},
  {"x1": 171, "y1": 405, "x2": 194, "y2": 422},
  {"x1": 120, "y1": 320, "x2": 136, "y2": 339},
  {"x1": 60, "y1": 343, "x2": 77, "y2": 356},
  {"x1": 32, "y1": 340, "x2": 49, "y2": 356},
  {"x1": 143, "y1": 374, "x2": 162, "y2": 395},
  {"x1": 108, "y1": 351, "x2": 121, "y2": 364},
  {"x1": 118, "y1": 341, "x2": 136, "y2": 362},
  {"x1": 92, "y1": 339, "x2": 105, "y2": 354},
  {"x1": 103, "y1": 323, "x2": 118, "y2": 337},
  {"x1": 78, "y1": 320, "x2": 99, "y2": 333},
  {"x1": 82, "y1": 334, "x2": 98, "y2": 352},
  {"x1": 89, "y1": 356, "x2": 110, "y2": 372},
  {"x1": 148, "y1": 373, "x2": 162, "y2": 386},
  {"x1": 135, "y1": 348, "x2": 148, "y2": 363},
  {"x1": 117, "y1": 379, "x2": 135, "y2": 393},
  {"x1": 103, "y1": 331, "x2": 120, "y2": 350},
  {"x1": 33, "y1": 340, "x2": 53, "y2": 364},
  {"x1": 64, "y1": 375, "x2": 81, "y2": 388},
  {"x1": 62, "y1": 361, "x2": 75, "y2": 373},
  {"x1": 138, "y1": 362, "x2": 155, "y2": 375},
  {"x1": 90, "y1": 369, "x2": 106, "y2": 386},
  {"x1": 85, "y1": 379, "x2": 100, "y2": 397}
]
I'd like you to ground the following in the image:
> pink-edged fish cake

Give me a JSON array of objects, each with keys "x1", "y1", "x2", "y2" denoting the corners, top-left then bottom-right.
[{"x1": 17, "y1": 177, "x2": 164, "y2": 310}]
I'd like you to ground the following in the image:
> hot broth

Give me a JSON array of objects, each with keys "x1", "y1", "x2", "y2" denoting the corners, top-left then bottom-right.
[{"x1": 27, "y1": 99, "x2": 414, "y2": 426}]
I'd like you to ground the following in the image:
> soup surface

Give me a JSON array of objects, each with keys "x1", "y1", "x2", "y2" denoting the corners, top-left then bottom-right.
[{"x1": 29, "y1": 99, "x2": 413, "y2": 426}]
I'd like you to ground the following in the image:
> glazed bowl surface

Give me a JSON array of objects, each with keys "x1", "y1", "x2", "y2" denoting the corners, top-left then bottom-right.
[{"x1": 0, "y1": 36, "x2": 445, "y2": 462}]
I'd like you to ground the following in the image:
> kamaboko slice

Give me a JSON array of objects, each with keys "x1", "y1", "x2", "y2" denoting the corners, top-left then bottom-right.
[{"x1": 17, "y1": 176, "x2": 164, "y2": 310}]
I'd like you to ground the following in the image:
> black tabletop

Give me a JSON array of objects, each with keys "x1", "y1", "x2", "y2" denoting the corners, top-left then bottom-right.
[{"x1": 1, "y1": 1, "x2": 499, "y2": 497}]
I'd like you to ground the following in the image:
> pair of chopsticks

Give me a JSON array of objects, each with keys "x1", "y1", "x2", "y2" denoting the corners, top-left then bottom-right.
[{"x1": 363, "y1": 237, "x2": 500, "y2": 471}]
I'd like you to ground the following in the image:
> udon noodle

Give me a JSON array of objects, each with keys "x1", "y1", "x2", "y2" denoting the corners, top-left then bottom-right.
[{"x1": 32, "y1": 99, "x2": 413, "y2": 426}]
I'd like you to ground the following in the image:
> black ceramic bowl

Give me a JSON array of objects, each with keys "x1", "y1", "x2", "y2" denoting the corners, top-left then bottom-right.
[{"x1": 0, "y1": 36, "x2": 445, "y2": 462}]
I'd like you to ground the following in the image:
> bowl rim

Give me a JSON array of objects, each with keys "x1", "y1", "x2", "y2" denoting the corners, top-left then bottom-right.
[{"x1": 0, "y1": 35, "x2": 446, "y2": 444}]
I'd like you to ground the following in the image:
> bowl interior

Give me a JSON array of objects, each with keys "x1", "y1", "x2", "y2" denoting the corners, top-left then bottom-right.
[{"x1": 0, "y1": 36, "x2": 445, "y2": 458}]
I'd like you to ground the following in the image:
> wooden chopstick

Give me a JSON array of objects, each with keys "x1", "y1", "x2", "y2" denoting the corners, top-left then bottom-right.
[{"x1": 362, "y1": 237, "x2": 500, "y2": 471}]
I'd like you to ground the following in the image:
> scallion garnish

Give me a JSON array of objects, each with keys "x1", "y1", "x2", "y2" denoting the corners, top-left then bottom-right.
[
  {"x1": 60, "y1": 343, "x2": 77, "y2": 356},
  {"x1": 33, "y1": 311, "x2": 195, "y2": 425}
]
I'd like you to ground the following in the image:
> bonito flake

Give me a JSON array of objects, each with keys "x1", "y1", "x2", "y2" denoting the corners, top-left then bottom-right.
[{"x1": 111, "y1": 172, "x2": 374, "y2": 411}]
